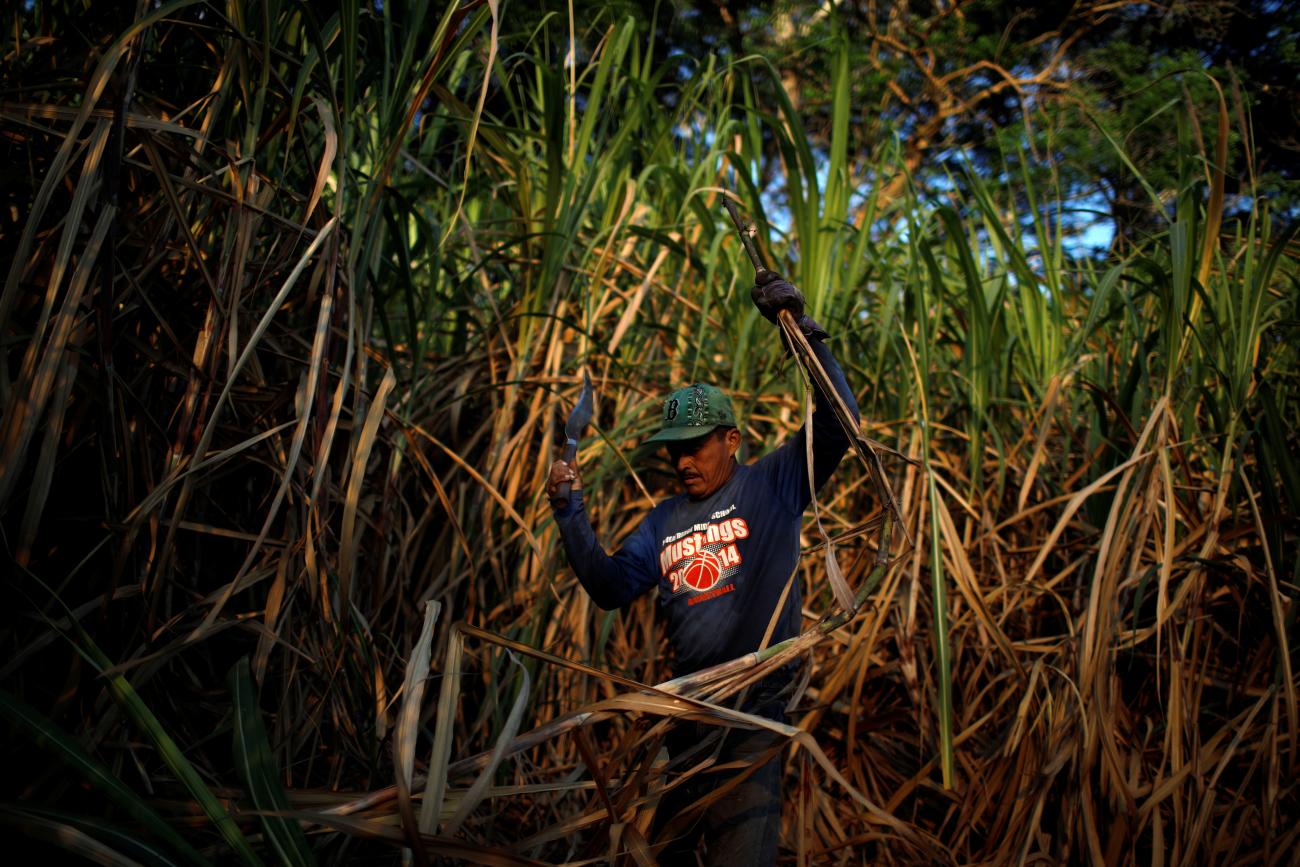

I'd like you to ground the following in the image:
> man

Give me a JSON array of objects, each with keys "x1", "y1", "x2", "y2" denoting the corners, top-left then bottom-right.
[{"x1": 546, "y1": 271, "x2": 859, "y2": 864}]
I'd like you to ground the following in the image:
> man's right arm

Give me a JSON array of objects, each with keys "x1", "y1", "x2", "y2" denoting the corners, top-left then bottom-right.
[{"x1": 552, "y1": 488, "x2": 659, "y2": 610}]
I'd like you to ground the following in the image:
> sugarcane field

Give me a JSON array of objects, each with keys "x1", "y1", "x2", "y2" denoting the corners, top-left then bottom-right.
[{"x1": 3, "y1": 2, "x2": 1299, "y2": 865}]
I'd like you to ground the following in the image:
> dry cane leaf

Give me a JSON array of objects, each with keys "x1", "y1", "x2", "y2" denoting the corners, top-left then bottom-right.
[{"x1": 396, "y1": 600, "x2": 442, "y2": 866}]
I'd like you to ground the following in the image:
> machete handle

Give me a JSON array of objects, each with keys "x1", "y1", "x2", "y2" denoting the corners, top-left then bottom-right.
[{"x1": 555, "y1": 438, "x2": 579, "y2": 501}]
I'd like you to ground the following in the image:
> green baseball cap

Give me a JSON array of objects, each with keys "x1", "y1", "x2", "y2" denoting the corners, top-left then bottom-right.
[{"x1": 644, "y1": 383, "x2": 738, "y2": 444}]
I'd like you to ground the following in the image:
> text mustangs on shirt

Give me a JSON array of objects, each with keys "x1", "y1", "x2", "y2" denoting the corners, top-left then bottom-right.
[{"x1": 658, "y1": 515, "x2": 750, "y2": 595}]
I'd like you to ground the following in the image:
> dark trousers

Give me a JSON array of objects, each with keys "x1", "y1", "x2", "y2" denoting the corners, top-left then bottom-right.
[{"x1": 652, "y1": 700, "x2": 784, "y2": 866}]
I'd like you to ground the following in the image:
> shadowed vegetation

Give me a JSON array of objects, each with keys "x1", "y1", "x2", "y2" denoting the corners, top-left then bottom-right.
[{"x1": 1, "y1": 2, "x2": 1297, "y2": 864}]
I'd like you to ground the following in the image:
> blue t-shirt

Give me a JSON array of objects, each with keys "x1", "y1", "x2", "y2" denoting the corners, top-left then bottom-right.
[{"x1": 553, "y1": 340, "x2": 858, "y2": 679}]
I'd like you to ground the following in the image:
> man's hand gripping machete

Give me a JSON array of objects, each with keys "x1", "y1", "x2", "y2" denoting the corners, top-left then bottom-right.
[{"x1": 555, "y1": 371, "x2": 593, "y2": 502}]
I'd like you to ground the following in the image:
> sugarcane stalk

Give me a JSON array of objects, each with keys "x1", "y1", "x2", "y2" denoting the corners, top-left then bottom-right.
[
  {"x1": 435, "y1": 555, "x2": 898, "y2": 781},
  {"x1": 777, "y1": 309, "x2": 911, "y2": 549},
  {"x1": 325, "y1": 553, "x2": 901, "y2": 810}
]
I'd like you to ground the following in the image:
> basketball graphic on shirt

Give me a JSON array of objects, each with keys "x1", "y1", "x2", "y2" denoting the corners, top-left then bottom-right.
[{"x1": 682, "y1": 550, "x2": 722, "y2": 591}]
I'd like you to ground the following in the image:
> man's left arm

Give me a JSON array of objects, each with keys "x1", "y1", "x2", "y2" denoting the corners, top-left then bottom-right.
[
  {"x1": 806, "y1": 337, "x2": 860, "y2": 491},
  {"x1": 750, "y1": 272, "x2": 860, "y2": 511}
]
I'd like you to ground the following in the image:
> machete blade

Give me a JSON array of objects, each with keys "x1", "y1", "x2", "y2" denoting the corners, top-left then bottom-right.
[
  {"x1": 555, "y1": 371, "x2": 593, "y2": 501},
  {"x1": 564, "y1": 370, "x2": 594, "y2": 443}
]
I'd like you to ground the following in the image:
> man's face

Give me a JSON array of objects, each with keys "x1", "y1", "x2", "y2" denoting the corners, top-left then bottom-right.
[{"x1": 666, "y1": 427, "x2": 741, "y2": 499}]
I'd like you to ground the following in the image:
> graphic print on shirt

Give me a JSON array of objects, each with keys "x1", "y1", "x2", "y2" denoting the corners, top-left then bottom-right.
[{"x1": 658, "y1": 512, "x2": 749, "y2": 603}]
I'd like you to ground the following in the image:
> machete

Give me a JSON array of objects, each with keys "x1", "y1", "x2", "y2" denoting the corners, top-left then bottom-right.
[
  {"x1": 722, "y1": 196, "x2": 770, "y2": 278},
  {"x1": 556, "y1": 370, "x2": 593, "y2": 501}
]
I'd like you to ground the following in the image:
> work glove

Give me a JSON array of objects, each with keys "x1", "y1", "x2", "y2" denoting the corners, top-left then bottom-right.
[{"x1": 751, "y1": 270, "x2": 829, "y2": 341}]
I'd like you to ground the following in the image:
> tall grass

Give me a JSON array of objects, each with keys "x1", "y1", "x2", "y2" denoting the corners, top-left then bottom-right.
[{"x1": 1, "y1": 3, "x2": 1296, "y2": 864}]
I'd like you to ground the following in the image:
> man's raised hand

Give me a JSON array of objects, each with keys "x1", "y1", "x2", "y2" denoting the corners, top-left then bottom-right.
[
  {"x1": 547, "y1": 459, "x2": 582, "y2": 502},
  {"x1": 750, "y1": 270, "x2": 829, "y2": 341}
]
